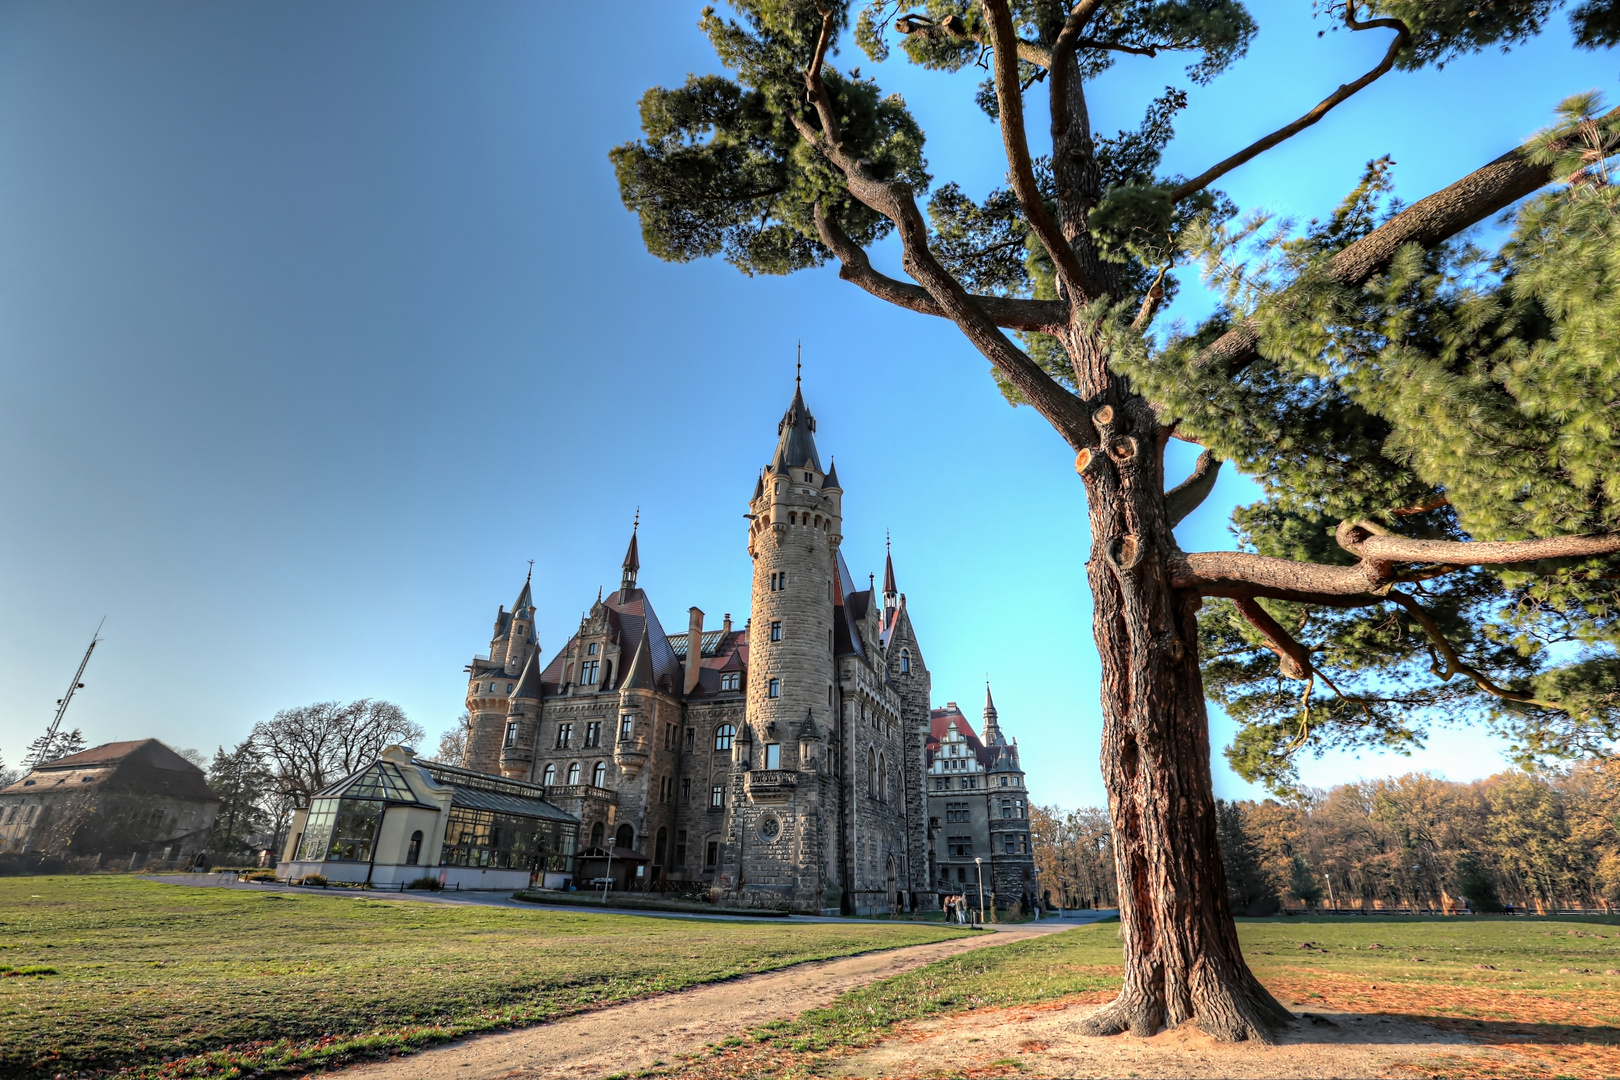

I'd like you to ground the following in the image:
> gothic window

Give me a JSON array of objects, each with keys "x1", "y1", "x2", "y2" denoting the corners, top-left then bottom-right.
[
  {"x1": 770, "y1": 620, "x2": 782, "y2": 642},
  {"x1": 587, "y1": 642, "x2": 599, "y2": 655},
  {"x1": 768, "y1": 678, "x2": 780, "y2": 698},
  {"x1": 615, "y1": 824, "x2": 634, "y2": 850},
  {"x1": 504, "y1": 722, "x2": 518, "y2": 748},
  {"x1": 900, "y1": 649, "x2": 910, "y2": 674},
  {"x1": 878, "y1": 753, "x2": 888, "y2": 802},
  {"x1": 542, "y1": 764, "x2": 556, "y2": 786},
  {"x1": 592, "y1": 761, "x2": 606, "y2": 787},
  {"x1": 867, "y1": 749, "x2": 876, "y2": 795},
  {"x1": 720, "y1": 672, "x2": 740, "y2": 691},
  {"x1": 714, "y1": 724, "x2": 735, "y2": 750},
  {"x1": 589, "y1": 820, "x2": 604, "y2": 848},
  {"x1": 762, "y1": 743, "x2": 780, "y2": 769},
  {"x1": 585, "y1": 721, "x2": 602, "y2": 747},
  {"x1": 555, "y1": 723, "x2": 573, "y2": 749},
  {"x1": 567, "y1": 762, "x2": 581, "y2": 784}
]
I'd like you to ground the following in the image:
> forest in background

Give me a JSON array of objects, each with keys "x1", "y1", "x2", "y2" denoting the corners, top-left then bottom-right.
[{"x1": 1033, "y1": 760, "x2": 1620, "y2": 915}]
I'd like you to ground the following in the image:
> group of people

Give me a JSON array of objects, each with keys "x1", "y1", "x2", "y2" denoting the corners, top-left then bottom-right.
[{"x1": 942, "y1": 894, "x2": 980, "y2": 925}]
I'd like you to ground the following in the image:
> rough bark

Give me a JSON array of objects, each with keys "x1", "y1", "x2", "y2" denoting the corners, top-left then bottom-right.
[{"x1": 1072, "y1": 346, "x2": 1293, "y2": 1041}]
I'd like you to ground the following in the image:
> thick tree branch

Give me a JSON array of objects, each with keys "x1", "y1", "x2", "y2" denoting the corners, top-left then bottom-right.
[
  {"x1": 812, "y1": 205, "x2": 1068, "y2": 331},
  {"x1": 982, "y1": 0, "x2": 1095, "y2": 301},
  {"x1": 1388, "y1": 591, "x2": 1564, "y2": 710},
  {"x1": 797, "y1": 8, "x2": 1091, "y2": 444},
  {"x1": 895, "y1": 12, "x2": 1055, "y2": 68},
  {"x1": 1336, "y1": 521, "x2": 1620, "y2": 566},
  {"x1": 1233, "y1": 597, "x2": 1312, "y2": 679},
  {"x1": 1165, "y1": 450, "x2": 1221, "y2": 527},
  {"x1": 1172, "y1": 13, "x2": 1410, "y2": 202},
  {"x1": 1190, "y1": 107, "x2": 1620, "y2": 376},
  {"x1": 1173, "y1": 549, "x2": 1394, "y2": 605}
]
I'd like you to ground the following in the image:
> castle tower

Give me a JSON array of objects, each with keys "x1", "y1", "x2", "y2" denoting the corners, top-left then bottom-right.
[
  {"x1": 745, "y1": 379, "x2": 841, "y2": 767},
  {"x1": 465, "y1": 570, "x2": 539, "y2": 774},
  {"x1": 982, "y1": 682, "x2": 1005, "y2": 746}
]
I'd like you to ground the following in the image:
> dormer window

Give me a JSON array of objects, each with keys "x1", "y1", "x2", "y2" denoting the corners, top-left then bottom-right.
[
  {"x1": 581, "y1": 660, "x2": 599, "y2": 684},
  {"x1": 720, "y1": 672, "x2": 740, "y2": 691},
  {"x1": 587, "y1": 642, "x2": 599, "y2": 655},
  {"x1": 803, "y1": 472, "x2": 812, "y2": 481}
]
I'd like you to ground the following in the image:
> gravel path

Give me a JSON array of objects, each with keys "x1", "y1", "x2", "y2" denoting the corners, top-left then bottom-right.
[{"x1": 333, "y1": 923, "x2": 1071, "y2": 1080}]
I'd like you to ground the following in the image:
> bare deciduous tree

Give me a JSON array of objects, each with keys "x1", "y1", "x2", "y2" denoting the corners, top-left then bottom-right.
[{"x1": 250, "y1": 699, "x2": 424, "y2": 809}]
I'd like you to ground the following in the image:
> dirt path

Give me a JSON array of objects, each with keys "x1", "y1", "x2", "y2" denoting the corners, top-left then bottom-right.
[
  {"x1": 337, "y1": 925, "x2": 1062, "y2": 1080},
  {"x1": 829, "y1": 995, "x2": 1507, "y2": 1079}
]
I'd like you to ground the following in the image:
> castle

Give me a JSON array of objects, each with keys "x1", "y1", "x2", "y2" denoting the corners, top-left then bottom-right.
[{"x1": 459, "y1": 384, "x2": 1035, "y2": 914}]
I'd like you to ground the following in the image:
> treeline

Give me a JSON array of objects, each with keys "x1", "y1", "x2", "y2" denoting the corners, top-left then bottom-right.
[
  {"x1": 1033, "y1": 762, "x2": 1620, "y2": 915},
  {"x1": 1028, "y1": 805, "x2": 1118, "y2": 909}
]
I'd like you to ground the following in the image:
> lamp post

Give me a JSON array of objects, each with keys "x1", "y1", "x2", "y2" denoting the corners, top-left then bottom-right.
[
  {"x1": 974, "y1": 857, "x2": 985, "y2": 923},
  {"x1": 602, "y1": 842, "x2": 615, "y2": 904}
]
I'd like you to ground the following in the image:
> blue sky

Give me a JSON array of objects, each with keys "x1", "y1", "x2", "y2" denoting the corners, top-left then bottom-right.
[{"x1": 0, "y1": 1, "x2": 1611, "y2": 808}]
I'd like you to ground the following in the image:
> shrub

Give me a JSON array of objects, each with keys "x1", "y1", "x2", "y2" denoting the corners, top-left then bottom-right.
[
  {"x1": 298, "y1": 874, "x2": 328, "y2": 887},
  {"x1": 405, "y1": 876, "x2": 442, "y2": 891},
  {"x1": 0, "y1": 965, "x2": 58, "y2": 977},
  {"x1": 239, "y1": 871, "x2": 278, "y2": 883}
]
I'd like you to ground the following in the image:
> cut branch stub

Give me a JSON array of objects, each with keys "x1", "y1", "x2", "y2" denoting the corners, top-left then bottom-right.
[
  {"x1": 1108, "y1": 436, "x2": 1139, "y2": 466},
  {"x1": 1075, "y1": 447, "x2": 1094, "y2": 475},
  {"x1": 1106, "y1": 533, "x2": 1146, "y2": 572}
]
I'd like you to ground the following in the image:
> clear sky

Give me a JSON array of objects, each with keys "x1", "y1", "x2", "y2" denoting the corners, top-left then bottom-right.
[{"x1": 0, "y1": 1, "x2": 1611, "y2": 808}]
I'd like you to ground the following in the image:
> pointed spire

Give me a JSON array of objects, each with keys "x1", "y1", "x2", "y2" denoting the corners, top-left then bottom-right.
[
  {"x1": 622, "y1": 626, "x2": 655, "y2": 691},
  {"x1": 798, "y1": 707, "x2": 819, "y2": 739},
  {"x1": 511, "y1": 649, "x2": 543, "y2": 700},
  {"x1": 752, "y1": 470, "x2": 764, "y2": 500},
  {"x1": 771, "y1": 371, "x2": 823, "y2": 473},
  {"x1": 983, "y1": 681, "x2": 1005, "y2": 744},
  {"x1": 882, "y1": 531, "x2": 897, "y2": 602},
  {"x1": 513, "y1": 563, "x2": 535, "y2": 617},
  {"x1": 823, "y1": 456, "x2": 840, "y2": 490},
  {"x1": 621, "y1": 509, "x2": 641, "y2": 594}
]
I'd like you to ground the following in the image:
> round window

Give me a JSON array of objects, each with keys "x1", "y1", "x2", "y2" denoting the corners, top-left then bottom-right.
[{"x1": 759, "y1": 815, "x2": 782, "y2": 842}]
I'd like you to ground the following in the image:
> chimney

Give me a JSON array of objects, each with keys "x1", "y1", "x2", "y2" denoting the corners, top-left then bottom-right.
[
  {"x1": 723, "y1": 612, "x2": 732, "y2": 634},
  {"x1": 684, "y1": 607, "x2": 704, "y2": 695}
]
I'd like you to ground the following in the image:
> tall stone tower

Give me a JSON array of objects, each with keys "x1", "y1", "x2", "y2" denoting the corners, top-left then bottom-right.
[
  {"x1": 464, "y1": 573, "x2": 538, "y2": 774},
  {"x1": 745, "y1": 378, "x2": 841, "y2": 770}
]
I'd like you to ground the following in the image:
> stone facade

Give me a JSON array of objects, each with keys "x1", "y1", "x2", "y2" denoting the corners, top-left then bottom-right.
[
  {"x1": 460, "y1": 385, "x2": 936, "y2": 914},
  {"x1": 926, "y1": 689, "x2": 1040, "y2": 912}
]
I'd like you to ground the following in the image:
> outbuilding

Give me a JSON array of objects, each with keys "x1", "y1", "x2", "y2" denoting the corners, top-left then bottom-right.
[{"x1": 277, "y1": 745, "x2": 579, "y2": 891}]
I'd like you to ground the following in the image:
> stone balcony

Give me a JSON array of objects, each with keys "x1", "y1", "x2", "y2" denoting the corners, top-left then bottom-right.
[
  {"x1": 745, "y1": 769, "x2": 797, "y2": 804},
  {"x1": 542, "y1": 784, "x2": 617, "y2": 804}
]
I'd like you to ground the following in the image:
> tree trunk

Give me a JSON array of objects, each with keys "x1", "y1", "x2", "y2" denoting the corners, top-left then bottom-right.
[{"x1": 1071, "y1": 374, "x2": 1293, "y2": 1043}]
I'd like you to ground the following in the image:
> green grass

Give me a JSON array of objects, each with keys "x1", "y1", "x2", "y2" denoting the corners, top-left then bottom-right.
[
  {"x1": 692, "y1": 915, "x2": 1620, "y2": 1079},
  {"x1": 0, "y1": 876, "x2": 967, "y2": 1079}
]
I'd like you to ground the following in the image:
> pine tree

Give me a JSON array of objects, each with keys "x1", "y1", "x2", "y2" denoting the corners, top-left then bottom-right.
[
  {"x1": 207, "y1": 739, "x2": 272, "y2": 858},
  {"x1": 613, "y1": 0, "x2": 1620, "y2": 1039},
  {"x1": 22, "y1": 728, "x2": 87, "y2": 769}
]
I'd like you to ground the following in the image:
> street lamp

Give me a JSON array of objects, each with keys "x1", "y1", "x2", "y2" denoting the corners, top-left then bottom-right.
[{"x1": 974, "y1": 857, "x2": 986, "y2": 923}]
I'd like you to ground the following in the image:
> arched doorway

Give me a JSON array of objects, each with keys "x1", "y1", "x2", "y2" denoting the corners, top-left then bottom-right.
[
  {"x1": 615, "y1": 824, "x2": 634, "y2": 851},
  {"x1": 654, "y1": 827, "x2": 667, "y2": 881},
  {"x1": 406, "y1": 830, "x2": 423, "y2": 865},
  {"x1": 590, "y1": 821, "x2": 604, "y2": 849}
]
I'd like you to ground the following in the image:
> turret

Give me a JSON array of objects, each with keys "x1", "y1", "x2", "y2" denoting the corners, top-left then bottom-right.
[
  {"x1": 620, "y1": 514, "x2": 641, "y2": 595},
  {"x1": 614, "y1": 627, "x2": 654, "y2": 779},
  {"x1": 983, "y1": 682, "x2": 1005, "y2": 746},
  {"x1": 882, "y1": 532, "x2": 897, "y2": 613}
]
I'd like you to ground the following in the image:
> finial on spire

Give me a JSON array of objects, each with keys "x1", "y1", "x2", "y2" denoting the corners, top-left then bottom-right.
[
  {"x1": 633, "y1": 506, "x2": 640, "y2": 531},
  {"x1": 796, "y1": 341, "x2": 802, "y2": 389},
  {"x1": 526, "y1": 559, "x2": 534, "y2": 583}
]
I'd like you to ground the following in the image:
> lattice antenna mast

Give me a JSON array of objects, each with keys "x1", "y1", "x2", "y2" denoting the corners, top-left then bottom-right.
[{"x1": 45, "y1": 618, "x2": 104, "y2": 745}]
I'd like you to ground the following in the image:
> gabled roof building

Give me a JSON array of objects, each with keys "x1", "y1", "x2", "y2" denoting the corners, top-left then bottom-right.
[{"x1": 459, "y1": 383, "x2": 936, "y2": 915}]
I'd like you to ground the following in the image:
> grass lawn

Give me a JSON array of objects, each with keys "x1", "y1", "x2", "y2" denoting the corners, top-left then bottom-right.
[
  {"x1": 673, "y1": 915, "x2": 1620, "y2": 1080},
  {"x1": 0, "y1": 876, "x2": 968, "y2": 1079}
]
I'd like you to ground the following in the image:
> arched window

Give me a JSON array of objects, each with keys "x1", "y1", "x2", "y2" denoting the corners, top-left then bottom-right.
[
  {"x1": 592, "y1": 761, "x2": 607, "y2": 787},
  {"x1": 714, "y1": 724, "x2": 735, "y2": 751},
  {"x1": 542, "y1": 763, "x2": 556, "y2": 786},
  {"x1": 406, "y1": 830, "x2": 423, "y2": 865},
  {"x1": 900, "y1": 649, "x2": 910, "y2": 674},
  {"x1": 768, "y1": 678, "x2": 780, "y2": 698},
  {"x1": 567, "y1": 762, "x2": 581, "y2": 784},
  {"x1": 655, "y1": 827, "x2": 668, "y2": 865},
  {"x1": 878, "y1": 753, "x2": 888, "y2": 802},
  {"x1": 615, "y1": 824, "x2": 634, "y2": 851},
  {"x1": 590, "y1": 821, "x2": 604, "y2": 848},
  {"x1": 867, "y1": 749, "x2": 877, "y2": 795}
]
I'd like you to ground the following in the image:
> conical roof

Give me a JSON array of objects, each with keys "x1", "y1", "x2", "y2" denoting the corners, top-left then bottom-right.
[
  {"x1": 823, "y1": 457, "x2": 841, "y2": 490},
  {"x1": 511, "y1": 650, "x2": 543, "y2": 700},
  {"x1": 622, "y1": 527, "x2": 640, "y2": 575},
  {"x1": 771, "y1": 384, "x2": 823, "y2": 473},
  {"x1": 797, "y1": 707, "x2": 819, "y2": 739},
  {"x1": 883, "y1": 539, "x2": 896, "y2": 596},
  {"x1": 621, "y1": 626, "x2": 655, "y2": 691},
  {"x1": 983, "y1": 682, "x2": 1005, "y2": 744},
  {"x1": 512, "y1": 568, "x2": 534, "y2": 617}
]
